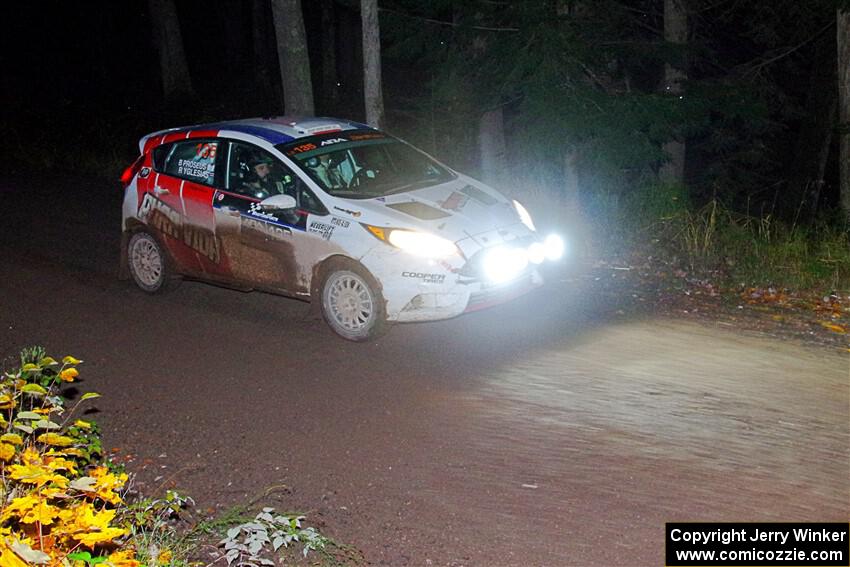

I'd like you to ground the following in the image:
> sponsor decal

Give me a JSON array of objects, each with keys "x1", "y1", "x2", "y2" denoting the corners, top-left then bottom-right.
[
  {"x1": 307, "y1": 221, "x2": 335, "y2": 240},
  {"x1": 139, "y1": 192, "x2": 180, "y2": 226},
  {"x1": 402, "y1": 271, "x2": 446, "y2": 284},
  {"x1": 138, "y1": 193, "x2": 220, "y2": 263},
  {"x1": 241, "y1": 216, "x2": 292, "y2": 240},
  {"x1": 438, "y1": 260, "x2": 460, "y2": 273},
  {"x1": 247, "y1": 202, "x2": 283, "y2": 223},
  {"x1": 330, "y1": 217, "x2": 350, "y2": 228},
  {"x1": 320, "y1": 138, "x2": 348, "y2": 146},
  {"x1": 441, "y1": 191, "x2": 469, "y2": 211},
  {"x1": 349, "y1": 132, "x2": 386, "y2": 141},
  {"x1": 182, "y1": 224, "x2": 221, "y2": 264},
  {"x1": 139, "y1": 167, "x2": 151, "y2": 178},
  {"x1": 333, "y1": 206, "x2": 362, "y2": 217}
]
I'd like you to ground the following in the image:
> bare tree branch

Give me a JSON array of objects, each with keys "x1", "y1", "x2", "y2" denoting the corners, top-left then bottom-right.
[
  {"x1": 740, "y1": 21, "x2": 834, "y2": 77},
  {"x1": 379, "y1": 7, "x2": 519, "y2": 32}
]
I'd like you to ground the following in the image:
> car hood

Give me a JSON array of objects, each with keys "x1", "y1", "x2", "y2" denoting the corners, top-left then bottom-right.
[{"x1": 327, "y1": 174, "x2": 530, "y2": 246}]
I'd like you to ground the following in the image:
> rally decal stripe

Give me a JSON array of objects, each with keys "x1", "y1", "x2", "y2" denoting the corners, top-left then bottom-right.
[
  {"x1": 179, "y1": 180, "x2": 186, "y2": 215},
  {"x1": 220, "y1": 124, "x2": 295, "y2": 144}
]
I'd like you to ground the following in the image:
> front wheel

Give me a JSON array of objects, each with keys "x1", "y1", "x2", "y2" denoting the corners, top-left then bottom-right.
[
  {"x1": 127, "y1": 232, "x2": 176, "y2": 293},
  {"x1": 320, "y1": 261, "x2": 388, "y2": 341}
]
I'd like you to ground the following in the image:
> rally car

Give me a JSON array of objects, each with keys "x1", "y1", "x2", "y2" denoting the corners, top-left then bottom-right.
[{"x1": 120, "y1": 116, "x2": 564, "y2": 341}]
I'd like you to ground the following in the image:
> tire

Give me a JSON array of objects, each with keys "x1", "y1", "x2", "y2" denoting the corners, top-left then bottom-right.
[
  {"x1": 320, "y1": 260, "x2": 388, "y2": 341},
  {"x1": 127, "y1": 232, "x2": 176, "y2": 293}
]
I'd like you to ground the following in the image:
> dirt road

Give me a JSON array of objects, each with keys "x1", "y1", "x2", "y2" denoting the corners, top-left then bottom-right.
[{"x1": 1, "y1": 176, "x2": 847, "y2": 566}]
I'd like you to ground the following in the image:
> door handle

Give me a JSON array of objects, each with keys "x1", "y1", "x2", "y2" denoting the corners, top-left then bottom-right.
[{"x1": 154, "y1": 186, "x2": 170, "y2": 196}]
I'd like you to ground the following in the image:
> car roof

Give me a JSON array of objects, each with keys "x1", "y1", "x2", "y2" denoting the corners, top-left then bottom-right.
[{"x1": 140, "y1": 116, "x2": 373, "y2": 153}]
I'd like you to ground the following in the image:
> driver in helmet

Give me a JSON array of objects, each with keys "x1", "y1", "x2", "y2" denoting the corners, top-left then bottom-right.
[{"x1": 245, "y1": 156, "x2": 277, "y2": 199}]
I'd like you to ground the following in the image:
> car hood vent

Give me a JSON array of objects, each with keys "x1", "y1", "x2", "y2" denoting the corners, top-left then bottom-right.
[{"x1": 385, "y1": 201, "x2": 451, "y2": 220}]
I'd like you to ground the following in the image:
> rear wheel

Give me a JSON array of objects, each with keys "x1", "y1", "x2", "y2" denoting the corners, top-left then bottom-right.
[
  {"x1": 320, "y1": 260, "x2": 388, "y2": 341},
  {"x1": 127, "y1": 232, "x2": 175, "y2": 293}
]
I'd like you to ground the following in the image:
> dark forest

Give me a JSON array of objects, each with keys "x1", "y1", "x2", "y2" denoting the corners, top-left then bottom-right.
[{"x1": 3, "y1": 0, "x2": 849, "y2": 288}]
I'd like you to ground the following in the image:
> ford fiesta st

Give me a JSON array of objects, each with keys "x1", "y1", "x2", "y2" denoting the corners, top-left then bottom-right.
[{"x1": 120, "y1": 117, "x2": 564, "y2": 341}]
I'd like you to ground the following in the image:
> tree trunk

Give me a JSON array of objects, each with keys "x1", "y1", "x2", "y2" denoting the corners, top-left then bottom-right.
[
  {"x1": 479, "y1": 107, "x2": 507, "y2": 188},
  {"x1": 659, "y1": 0, "x2": 687, "y2": 184},
  {"x1": 148, "y1": 0, "x2": 193, "y2": 99},
  {"x1": 251, "y1": 0, "x2": 274, "y2": 101},
  {"x1": 271, "y1": 0, "x2": 315, "y2": 116},
  {"x1": 839, "y1": 9, "x2": 850, "y2": 219},
  {"x1": 220, "y1": 2, "x2": 246, "y2": 78},
  {"x1": 361, "y1": 0, "x2": 384, "y2": 128},
  {"x1": 786, "y1": 34, "x2": 837, "y2": 219},
  {"x1": 321, "y1": 0, "x2": 339, "y2": 110}
]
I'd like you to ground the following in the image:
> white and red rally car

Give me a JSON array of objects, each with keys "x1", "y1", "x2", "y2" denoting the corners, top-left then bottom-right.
[{"x1": 120, "y1": 117, "x2": 564, "y2": 341}]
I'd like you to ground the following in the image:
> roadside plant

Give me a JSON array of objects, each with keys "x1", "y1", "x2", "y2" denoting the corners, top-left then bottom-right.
[
  {"x1": 1, "y1": 350, "x2": 345, "y2": 567},
  {"x1": 218, "y1": 508, "x2": 329, "y2": 566},
  {"x1": 0, "y1": 349, "x2": 137, "y2": 565}
]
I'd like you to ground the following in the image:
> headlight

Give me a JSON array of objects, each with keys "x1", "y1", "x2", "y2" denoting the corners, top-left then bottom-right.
[
  {"x1": 543, "y1": 234, "x2": 565, "y2": 260},
  {"x1": 512, "y1": 200, "x2": 536, "y2": 232},
  {"x1": 364, "y1": 225, "x2": 459, "y2": 258}
]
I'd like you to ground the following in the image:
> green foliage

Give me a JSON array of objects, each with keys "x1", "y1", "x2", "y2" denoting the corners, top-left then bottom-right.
[
  {"x1": 219, "y1": 507, "x2": 330, "y2": 565},
  {"x1": 646, "y1": 199, "x2": 850, "y2": 290}
]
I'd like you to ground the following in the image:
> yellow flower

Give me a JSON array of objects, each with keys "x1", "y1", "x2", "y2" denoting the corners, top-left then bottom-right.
[
  {"x1": 59, "y1": 368, "x2": 79, "y2": 382},
  {"x1": 1, "y1": 494, "x2": 61, "y2": 525},
  {"x1": 62, "y1": 356, "x2": 82, "y2": 365},
  {"x1": 57, "y1": 447, "x2": 84, "y2": 457},
  {"x1": 0, "y1": 444, "x2": 15, "y2": 462},
  {"x1": 45, "y1": 456, "x2": 77, "y2": 475},
  {"x1": 75, "y1": 527, "x2": 126, "y2": 547},
  {"x1": 7, "y1": 463, "x2": 69, "y2": 488},
  {"x1": 0, "y1": 394, "x2": 15, "y2": 410},
  {"x1": 89, "y1": 467, "x2": 128, "y2": 505},
  {"x1": 74, "y1": 420, "x2": 92, "y2": 429},
  {"x1": 60, "y1": 504, "x2": 125, "y2": 547},
  {"x1": 157, "y1": 549, "x2": 172, "y2": 565},
  {"x1": 106, "y1": 550, "x2": 141, "y2": 567},
  {"x1": 36, "y1": 433, "x2": 75, "y2": 447},
  {"x1": 0, "y1": 434, "x2": 23, "y2": 446},
  {"x1": 20, "y1": 447, "x2": 42, "y2": 465}
]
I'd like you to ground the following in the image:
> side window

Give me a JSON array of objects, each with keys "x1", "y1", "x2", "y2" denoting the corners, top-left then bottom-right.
[
  {"x1": 152, "y1": 144, "x2": 171, "y2": 172},
  {"x1": 162, "y1": 141, "x2": 219, "y2": 186},
  {"x1": 226, "y1": 142, "x2": 294, "y2": 199},
  {"x1": 225, "y1": 141, "x2": 328, "y2": 214}
]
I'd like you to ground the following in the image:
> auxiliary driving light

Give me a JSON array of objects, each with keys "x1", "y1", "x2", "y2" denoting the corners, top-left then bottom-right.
[
  {"x1": 527, "y1": 242, "x2": 546, "y2": 265},
  {"x1": 543, "y1": 234, "x2": 565, "y2": 261},
  {"x1": 483, "y1": 246, "x2": 529, "y2": 284}
]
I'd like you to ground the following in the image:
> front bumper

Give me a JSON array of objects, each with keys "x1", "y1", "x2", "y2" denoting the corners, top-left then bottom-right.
[{"x1": 363, "y1": 233, "x2": 554, "y2": 323}]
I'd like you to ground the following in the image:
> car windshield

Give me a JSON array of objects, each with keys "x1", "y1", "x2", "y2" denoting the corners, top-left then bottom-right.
[{"x1": 277, "y1": 131, "x2": 455, "y2": 199}]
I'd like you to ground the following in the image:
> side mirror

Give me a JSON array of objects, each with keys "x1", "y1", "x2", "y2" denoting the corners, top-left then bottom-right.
[{"x1": 259, "y1": 194, "x2": 296, "y2": 210}]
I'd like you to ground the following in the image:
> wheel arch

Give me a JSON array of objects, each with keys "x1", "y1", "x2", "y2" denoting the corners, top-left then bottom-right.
[
  {"x1": 310, "y1": 254, "x2": 384, "y2": 301},
  {"x1": 120, "y1": 221, "x2": 179, "y2": 281}
]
